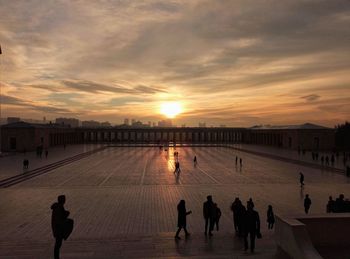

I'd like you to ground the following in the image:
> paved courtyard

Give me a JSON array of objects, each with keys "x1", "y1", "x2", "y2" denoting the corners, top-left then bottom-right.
[{"x1": 0, "y1": 146, "x2": 349, "y2": 258}]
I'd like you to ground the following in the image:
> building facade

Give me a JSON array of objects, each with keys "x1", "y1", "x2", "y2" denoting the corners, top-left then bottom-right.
[{"x1": 0, "y1": 122, "x2": 336, "y2": 152}]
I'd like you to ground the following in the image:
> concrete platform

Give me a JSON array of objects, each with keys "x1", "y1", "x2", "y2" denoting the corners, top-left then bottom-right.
[{"x1": 0, "y1": 146, "x2": 349, "y2": 258}]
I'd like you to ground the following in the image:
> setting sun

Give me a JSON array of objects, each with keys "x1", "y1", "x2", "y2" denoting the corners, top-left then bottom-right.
[{"x1": 160, "y1": 102, "x2": 182, "y2": 118}]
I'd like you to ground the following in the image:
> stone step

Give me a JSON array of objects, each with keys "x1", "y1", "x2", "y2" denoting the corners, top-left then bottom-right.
[{"x1": 0, "y1": 233, "x2": 281, "y2": 259}]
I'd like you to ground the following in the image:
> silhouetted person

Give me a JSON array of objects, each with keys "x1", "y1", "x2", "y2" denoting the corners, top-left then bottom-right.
[
  {"x1": 267, "y1": 205, "x2": 275, "y2": 229},
  {"x1": 243, "y1": 203, "x2": 261, "y2": 253},
  {"x1": 45, "y1": 150, "x2": 49, "y2": 158},
  {"x1": 175, "y1": 200, "x2": 192, "y2": 239},
  {"x1": 213, "y1": 203, "x2": 221, "y2": 231},
  {"x1": 51, "y1": 195, "x2": 70, "y2": 259},
  {"x1": 299, "y1": 172, "x2": 304, "y2": 187},
  {"x1": 194, "y1": 156, "x2": 197, "y2": 166},
  {"x1": 325, "y1": 156, "x2": 329, "y2": 166},
  {"x1": 304, "y1": 194, "x2": 312, "y2": 214},
  {"x1": 231, "y1": 197, "x2": 241, "y2": 233},
  {"x1": 335, "y1": 194, "x2": 345, "y2": 212},
  {"x1": 331, "y1": 155, "x2": 335, "y2": 166},
  {"x1": 247, "y1": 198, "x2": 254, "y2": 208},
  {"x1": 174, "y1": 161, "x2": 181, "y2": 175},
  {"x1": 203, "y1": 195, "x2": 215, "y2": 236},
  {"x1": 23, "y1": 159, "x2": 29, "y2": 170},
  {"x1": 326, "y1": 196, "x2": 335, "y2": 213},
  {"x1": 240, "y1": 158, "x2": 242, "y2": 167},
  {"x1": 235, "y1": 156, "x2": 238, "y2": 165}
]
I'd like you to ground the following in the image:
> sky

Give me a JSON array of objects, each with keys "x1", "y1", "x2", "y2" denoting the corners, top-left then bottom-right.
[{"x1": 0, "y1": 0, "x2": 349, "y2": 127}]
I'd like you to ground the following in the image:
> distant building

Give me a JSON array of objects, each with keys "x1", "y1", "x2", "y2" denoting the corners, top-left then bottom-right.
[
  {"x1": 1, "y1": 121, "x2": 77, "y2": 152},
  {"x1": 131, "y1": 119, "x2": 136, "y2": 125},
  {"x1": 158, "y1": 119, "x2": 172, "y2": 127},
  {"x1": 198, "y1": 122, "x2": 206, "y2": 127},
  {"x1": 55, "y1": 118, "x2": 79, "y2": 128},
  {"x1": 7, "y1": 117, "x2": 21, "y2": 124},
  {"x1": 124, "y1": 118, "x2": 129, "y2": 125},
  {"x1": 81, "y1": 120, "x2": 100, "y2": 128},
  {"x1": 247, "y1": 123, "x2": 335, "y2": 150},
  {"x1": 101, "y1": 121, "x2": 112, "y2": 127}
]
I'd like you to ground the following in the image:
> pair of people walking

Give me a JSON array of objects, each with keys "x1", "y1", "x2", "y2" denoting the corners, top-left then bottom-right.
[
  {"x1": 231, "y1": 197, "x2": 262, "y2": 252},
  {"x1": 203, "y1": 195, "x2": 221, "y2": 236},
  {"x1": 174, "y1": 195, "x2": 222, "y2": 239}
]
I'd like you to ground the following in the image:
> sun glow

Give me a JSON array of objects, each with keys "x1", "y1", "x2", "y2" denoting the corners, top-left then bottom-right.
[{"x1": 160, "y1": 102, "x2": 182, "y2": 118}]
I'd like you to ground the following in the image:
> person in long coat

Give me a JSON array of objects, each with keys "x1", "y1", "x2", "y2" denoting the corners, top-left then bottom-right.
[
  {"x1": 243, "y1": 203, "x2": 261, "y2": 253},
  {"x1": 175, "y1": 200, "x2": 192, "y2": 239},
  {"x1": 51, "y1": 195, "x2": 70, "y2": 259}
]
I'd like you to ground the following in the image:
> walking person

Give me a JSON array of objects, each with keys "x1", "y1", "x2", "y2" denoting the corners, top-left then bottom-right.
[
  {"x1": 243, "y1": 203, "x2": 261, "y2": 253},
  {"x1": 51, "y1": 195, "x2": 72, "y2": 259},
  {"x1": 45, "y1": 149, "x2": 49, "y2": 158},
  {"x1": 299, "y1": 172, "x2": 304, "y2": 188},
  {"x1": 174, "y1": 161, "x2": 180, "y2": 175},
  {"x1": 231, "y1": 197, "x2": 241, "y2": 233},
  {"x1": 304, "y1": 194, "x2": 312, "y2": 214},
  {"x1": 213, "y1": 203, "x2": 222, "y2": 231},
  {"x1": 193, "y1": 156, "x2": 197, "y2": 167},
  {"x1": 267, "y1": 205, "x2": 275, "y2": 229},
  {"x1": 175, "y1": 200, "x2": 192, "y2": 239},
  {"x1": 203, "y1": 195, "x2": 215, "y2": 236},
  {"x1": 23, "y1": 159, "x2": 29, "y2": 170},
  {"x1": 235, "y1": 156, "x2": 238, "y2": 166}
]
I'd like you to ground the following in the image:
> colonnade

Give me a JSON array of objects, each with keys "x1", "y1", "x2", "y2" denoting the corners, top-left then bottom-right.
[{"x1": 70, "y1": 128, "x2": 246, "y2": 144}]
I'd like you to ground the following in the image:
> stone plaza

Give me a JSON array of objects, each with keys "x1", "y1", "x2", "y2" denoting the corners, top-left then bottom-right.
[{"x1": 0, "y1": 145, "x2": 349, "y2": 258}]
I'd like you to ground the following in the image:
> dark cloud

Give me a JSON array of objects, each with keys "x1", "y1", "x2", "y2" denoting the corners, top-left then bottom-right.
[
  {"x1": 301, "y1": 94, "x2": 321, "y2": 102},
  {"x1": 2, "y1": 94, "x2": 74, "y2": 114},
  {"x1": 61, "y1": 80, "x2": 166, "y2": 95}
]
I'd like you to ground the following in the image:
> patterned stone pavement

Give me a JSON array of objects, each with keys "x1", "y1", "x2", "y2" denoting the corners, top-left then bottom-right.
[{"x1": 0, "y1": 146, "x2": 349, "y2": 258}]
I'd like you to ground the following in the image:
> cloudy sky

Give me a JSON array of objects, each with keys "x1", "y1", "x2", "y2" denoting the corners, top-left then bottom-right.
[{"x1": 0, "y1": 0, "x2": 349, "y2": 126}]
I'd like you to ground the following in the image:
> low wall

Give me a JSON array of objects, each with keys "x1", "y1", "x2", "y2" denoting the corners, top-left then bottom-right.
[
  {"x1": 275, "y1": 216, "x2": 322, "y2": 259},
  {"x1": 298, "y1": 214, "x2": 350, "y2": 247},
  {"x1": 275, "y1": 214, "x2": 350, "y2": 259}
]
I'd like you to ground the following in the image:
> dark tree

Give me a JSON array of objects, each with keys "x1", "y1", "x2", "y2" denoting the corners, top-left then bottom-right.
[{"x1": 335, "y1": 122, "x2": 350, "y2": 150}]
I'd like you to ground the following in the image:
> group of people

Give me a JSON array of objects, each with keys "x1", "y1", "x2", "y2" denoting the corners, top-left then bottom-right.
[
  {"x1": 235, "y1": 156, "x2": 243, "y2": 167},
  {"x1": 300, "y1": 147, "x2": 350, "y2": 168},
  {"x1": 22, "y1": 146, "x2": 50, "y2": 171},
  {"x1": 326, "y1": 194, "x2": 350, "y2": 213},
  {"x1": 310, "y1": 152, "x2": 337, "y2": 166},
  {"x1": 175, "y1": 195, "x2": 268, "y2": 253}
]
